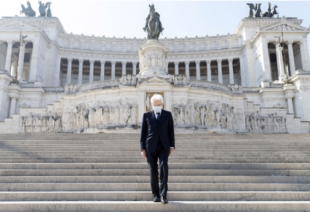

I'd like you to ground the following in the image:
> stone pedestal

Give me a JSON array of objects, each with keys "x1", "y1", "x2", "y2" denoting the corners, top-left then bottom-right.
[{"x1": 138, "y1": 40, "x2": 168, "y2": 76}]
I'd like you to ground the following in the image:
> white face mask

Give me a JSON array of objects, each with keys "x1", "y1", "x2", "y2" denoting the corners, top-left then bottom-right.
[{"x1": 153, "y1": 105, "x2": 162, "y2": 113}]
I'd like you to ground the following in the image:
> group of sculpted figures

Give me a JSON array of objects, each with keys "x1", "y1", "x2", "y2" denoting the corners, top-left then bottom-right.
[
  {"x1": 172, "y1": 101, "x2": 245, "y2": 131},
  {"x1": 245, "y1": 112, "x2": 287, "y2": 133},
  {"x1": 20, "y1": 1, "x2": 52, "y2": 17},
  {"x1": 20, "y1": 112, "x2": 62, "y2": 133},
  {"x1": 140, "y1": 51, "x2": 166, "y2": 72},
  {"x1": 62, "y1": 101, "x2": 138, "y2": 132},
  {"x1": 246, "y1": 2, "x2": 279, "y2": 18}
]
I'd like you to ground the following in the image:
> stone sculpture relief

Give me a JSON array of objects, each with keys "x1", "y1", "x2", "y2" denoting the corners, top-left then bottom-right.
[
  {"x1": 169, "y1": 75, "x2": 190, "y2": 85},
  {"x1": 119, "y1": 75, "x2": 137, "y2": 86},
  {"x1": 64, "y1": 84, "x2": 80, "y2": 94},
  {"x1": 62, "y1": 99, "x2": 138, "y2": 132},
  {"x1": 20, "y1": 111, "x2": 62, "y2": 133},
  {"x1": 228, "y1": 84, "x2": 243, "y2": 93},
  {"x1": 245, "y1": 112, "x2": 287, "y2": 133},
  {"x1": 139, "y1": 50, "x2": 166, "y2": 72},
  {"x1": 172, "y1": 101, "x2": 245, "y2": 131}
]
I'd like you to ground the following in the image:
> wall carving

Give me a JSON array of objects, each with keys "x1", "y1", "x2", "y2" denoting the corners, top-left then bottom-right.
[
  {"x1": 62, "y1": 99, "x2": 138, "y2": 132},
  {"x1": 172, "y1": 101, "x2": 245, "y2": 131},
  {"x1": 20, "y1": 112, "x2": 62, "y2": 133},
  {"x1": 245, "y1": 112, "x2": 287, "y2": 133}
]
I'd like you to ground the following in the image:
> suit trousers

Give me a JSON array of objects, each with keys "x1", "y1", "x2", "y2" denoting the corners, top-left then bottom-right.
[{"x1": 146, "y1": 138, "x2": 169, "y2": 197}]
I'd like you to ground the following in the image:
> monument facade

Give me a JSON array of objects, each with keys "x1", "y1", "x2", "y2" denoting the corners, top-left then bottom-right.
[{"x1": 0, "y1": 2, "x2": 309, "y2": 134}]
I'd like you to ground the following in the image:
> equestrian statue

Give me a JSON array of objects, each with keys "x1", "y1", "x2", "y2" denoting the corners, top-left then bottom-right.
[
  {"x1": 247, "y1": 2, "x2": 279, "y2": 18},
  {"x1": 38, "y1": 1, "x2": 52, "y2": 17},
  {"x1": 143, "y1": 4, "x2": 164, "y2": 40}
]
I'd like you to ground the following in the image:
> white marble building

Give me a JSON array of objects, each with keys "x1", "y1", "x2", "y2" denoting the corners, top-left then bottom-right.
[{"x1": 0, "y1": 15, "x2": 310, "y2": 134}]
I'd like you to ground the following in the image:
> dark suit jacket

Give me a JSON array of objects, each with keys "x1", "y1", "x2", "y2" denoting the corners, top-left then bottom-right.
[{"x1": 140, "y1": 109, "x2": 175, "y2": 153}]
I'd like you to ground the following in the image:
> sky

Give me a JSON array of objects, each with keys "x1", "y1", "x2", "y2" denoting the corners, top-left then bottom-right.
[{"x1": 1, "y1": 1, "x2": 310, "y2": 41}]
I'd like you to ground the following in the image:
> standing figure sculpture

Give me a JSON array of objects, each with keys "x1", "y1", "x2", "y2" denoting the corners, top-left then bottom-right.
[
  {"x1": 20, "y1": 1, "x2": 36, "y2": 17},
  {"x1": 254, "y1": 3, "x2": 262, "y2": 18},
  {"x1": 143, "y1": 4, "x2": 164, "y2": 40},
  {"x1": 246, "y1": 3, "x2": 256, "y2": 18},
  {"x1": 38, "y1": 1, "x2": 52, "y2": 17},
  {"x1": 47, "y1": 5, "x2": 52, "y2": 17}
]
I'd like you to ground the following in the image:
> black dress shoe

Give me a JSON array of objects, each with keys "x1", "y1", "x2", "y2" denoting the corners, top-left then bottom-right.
[
  {"x1": 153, "y1": 196, "x2": 160, "y2": 202},
  {"x1": 161, "y1": 196, "x2": 168, "y2": 204}
]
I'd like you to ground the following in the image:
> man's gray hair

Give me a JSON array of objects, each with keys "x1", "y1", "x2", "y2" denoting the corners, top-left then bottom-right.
[{"x1": 151, "y1": 94, "x2": 164, "y2": 105}]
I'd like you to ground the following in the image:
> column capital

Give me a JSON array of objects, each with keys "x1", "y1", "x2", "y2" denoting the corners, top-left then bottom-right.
[
  {"x1": 100, "y1": 60, "x2": 105, "y2": 64},
  {"x1": 67, "y1": 58, "x2": 73, "y2": 63},
  {"x1": 206, "y1": 59, "x2": 211, "y2": 64},
  {"x1": 174, "y1": 61, "x2": 179, "y2": 65},
  {"x1": 185, "y1": 61, "x2": 190, "y2": 65},
  {"x1": 111, "y1": 61, "x2": 117, "y2": 65},
  {"x1": 287, "y1": 40, "x2": 294, "y2": 45},
  {"x1": 228, "y1": 58, "x2": 234, "y2": 63},
  {"x1": 6, "y1": 40, "x2": 13, "y2": 45},
  {"x1": 217, "y1": 58, "x2": 222, "y2": 62},
  {"x1": 78, "y1": 58, "x2": 84, "y2": 63},
  {"x1": 89, "y1": 59, "x2": 95, "y2": 64},
  {"x1": 122, "y1": 61, "x2": 127, "y2": 65},
  {"x1": 195, "y1": 60, "x2": 200, "y2": 65},
  {"x1": 132, "y1": 61, "x2": 138, "y2": 65}
]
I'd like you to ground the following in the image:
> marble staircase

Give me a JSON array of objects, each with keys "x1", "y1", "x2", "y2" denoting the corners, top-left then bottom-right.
[{"x1": 0, "y1": 133, "x2": 309, "y2": 211}]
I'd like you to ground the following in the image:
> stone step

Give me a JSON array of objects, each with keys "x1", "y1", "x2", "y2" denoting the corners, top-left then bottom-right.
[
  {"x1": 0, "y1": 201, "x2": 308, "y2": 212},
  {"x1": 1, "y1": 158, "x2": 310, "y2": 163},
  {"x1": 0, "y1": 183, "x2": 309, "y2": 191},
  {"x1": 0, "y1": 176, "x2": 309, "y2": 183},
  {"x1": 0, "y1": 163, "x2": 309, "y2": 170},
  {"x1": 0, "y1": 191, "x2": 309, "y2": 201},
  {"x1": 0, "y1": 169, "x2": 309, "y2": 176}
]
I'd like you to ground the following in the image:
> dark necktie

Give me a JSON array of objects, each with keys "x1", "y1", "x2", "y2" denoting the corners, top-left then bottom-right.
[{"x1": 156, "y1": 113, "x2": 160, "y2": 122}]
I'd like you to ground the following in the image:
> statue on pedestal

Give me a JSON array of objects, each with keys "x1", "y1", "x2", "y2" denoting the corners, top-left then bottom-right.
[
  {"x1": 20, "y1": 1, "x2": 36, "y2": 17},
  {"x1": 47, "y1": 5, "x2": 52, "y2": 17},
  {"x1": 143, "y1": 4, "x2": 164, "y2": 40}
]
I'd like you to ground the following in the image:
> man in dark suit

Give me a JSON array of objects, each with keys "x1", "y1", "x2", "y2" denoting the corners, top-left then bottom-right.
[{"x1": 140, "y1": 94, "x2": 175, "y2": 204}]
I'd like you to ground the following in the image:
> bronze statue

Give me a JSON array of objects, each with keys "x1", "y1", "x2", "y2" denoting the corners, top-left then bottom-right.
[
  {"x1": 20, "y1": 1, "x2": 36, "y2": 17},
  {"x1": 143, "y1": 4, "x2": 164, "y2": 40},
  {"x1": 247, "y1": 2, "x2": 279, "y2": 18},
  {"x1": 47, "y1": 5, "x2": 52, "y2": 17},
  {"x1": 38, "y1": 1, "x2": 52, "y2": 17},
  {"x1": 254, "y1": 3, "x2": 262, "y2": 17},
  {"x1": 262, "y1": 2, "x2": 272, "y2": 17}
]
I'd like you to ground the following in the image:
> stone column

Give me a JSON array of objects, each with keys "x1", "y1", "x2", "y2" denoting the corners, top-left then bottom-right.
[
  {"x1": 195, "y1": 60, "x2": 201, "y2": 80},
  {"x1": 12, "y1": 61, "x2": 18, "y2": 78},
  {"x1": 132, "y1": 62, "x2": 137, "y2": 75},
  {"x1": 78, "y1": 59, "x2": 83, "y2": 85},
  {"x1": 239, "y1": 57, "x2": 246, "y2": 87},
  {"x1": 54, "y1": 56, "x2": 61, "y2": 86},
  {"x1": 122, "y1": 61, "x2": 126, "y2": 76},
  {"x1": 228, "y1": 58, "x2": 234, "y2": 84},
  {"x1": 206, "y1": 60, "x2": 211, "y2": 82},
  {"x1": 9, "y1": 97, "x2": 16, "y2": 117},
  {"x1": 217, "y1": 59, "x2": 223, "y2": 84},
  {"x1": 29, "y1": 39, "x2": 40, "y2": 82},
  {"x1": 5, "y1": 40, "x2": 13, "y2": 73},
  {"x1": 66, "y1": 58, "x2": 73, "y2": 84},
  {"x1": 299, "y1": 40, "x2": 310, "y2": 71},
  {"x1": 166, "y1": 62, "x2": 169, "y2": 73},
  {"x1": 100, "y1": 60, "x2": 105, "y2": 81},
  {"x1": 287, "y1": 41, "x2": 296, "y2": 76},
  {"x1": 185, "y1": 61, "x2": 190, "y2": 79},
  {"x1": 174, "y1": 61, "x2": 179, "y2": 75},
  {"x1": 89, "y1": 60, "x2": 94, "y2": 83},
  {"x1": 261, "y1": 39, "x2": 272, "y2": 82},
  {"x1": 111, "y1": 61, "x2": 116, "y2": 80},
  {"x1": 17, "y1": 43, "x2": 26, "y2": 82},
  {"x1": 276, "y1": 43, "x2": 286, "y2": 82}
]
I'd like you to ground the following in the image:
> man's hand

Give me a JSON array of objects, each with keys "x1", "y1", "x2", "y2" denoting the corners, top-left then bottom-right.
[
  {"x1": 141, "y1": 149, "x2": 147, "y2": 159},
  {"x1": 169, "y1": 147, "x2": 175, "y2": 156}
]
